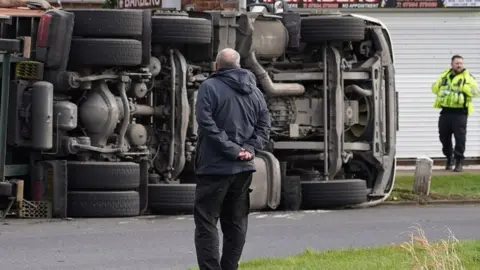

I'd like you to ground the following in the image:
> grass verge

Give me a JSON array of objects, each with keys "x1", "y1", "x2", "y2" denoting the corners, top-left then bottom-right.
[
  {"x1": 389, "y1": 173, "x2": 480, "y2": 202},
  {"x1": 236, "y1": 226, "x2": 480, "y2": 270}
]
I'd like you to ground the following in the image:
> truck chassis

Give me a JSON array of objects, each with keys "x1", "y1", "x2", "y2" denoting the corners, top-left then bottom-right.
[{"x1": 0, "y1": 5, "x2": 398, "y2": 219}]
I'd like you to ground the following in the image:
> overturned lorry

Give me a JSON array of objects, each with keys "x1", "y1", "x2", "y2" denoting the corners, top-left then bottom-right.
[{"x1": 0, "y1": 4, "x2": 398, "y2": 218}]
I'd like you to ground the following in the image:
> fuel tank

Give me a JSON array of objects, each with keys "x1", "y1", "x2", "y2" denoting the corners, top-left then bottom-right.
[{"x1": 252, "y1": 18, "x2": 288, "y2": 59}]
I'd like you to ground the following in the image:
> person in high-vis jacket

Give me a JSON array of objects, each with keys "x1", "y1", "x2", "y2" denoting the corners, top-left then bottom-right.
[{"x1": 432, "y1": 55, "x2": 479, "y2": 172}]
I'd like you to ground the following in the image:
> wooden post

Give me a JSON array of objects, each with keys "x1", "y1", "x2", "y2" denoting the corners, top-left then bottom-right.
[
  {"x1": 413, "y1": 156, "x2": 433, "y2": 196},
  {"x1": 21, "y1": 36, "x2": 31, "y2": 59},
  {"x1": 15, "y1": 180, "x2": 24, "y2": 202}
]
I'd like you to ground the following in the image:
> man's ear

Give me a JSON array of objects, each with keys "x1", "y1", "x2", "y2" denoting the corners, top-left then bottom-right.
[{"x1": 214, "y1": 62, "x2": 219, "y2": 71}]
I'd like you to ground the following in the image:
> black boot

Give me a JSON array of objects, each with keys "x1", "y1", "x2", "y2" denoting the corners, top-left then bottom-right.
[
  {"x1": 453, "y1": 158, "x2": 463, "y2": 172},
  {"x1": 445, "y1": 157, "x2": 454, "y2": 170}
]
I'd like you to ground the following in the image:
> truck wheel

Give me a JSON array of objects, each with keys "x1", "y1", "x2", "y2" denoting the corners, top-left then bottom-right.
[
  {"x1": 301, "y1": 179, "x2": 368, "y2": 209},
  {"x1": 301, "y1": 17, "x2": 365, "y2": 43},
  {"x1": 68, "y1": 9, "x2": 144, "y2": 37},
  {"x1": 0, "y1": 181, "x2": 13, "y2": 197},
  {"x1": 141, "y1": 9, "x2": 152, "y2": 66},
  {"x1": 148, "y1": 184, "x2": 195, "y2": 214},
  {"x1": 152, "y1": 16, "x2": 212, "y2": 44},
  {"x1": 67, "y1": 161, "x2": 140, "y2": 191},
  {"x1": 67, "y1": 191, "x2": 140, "y2": 217},
  {"x1": 280, "y1": 176, "x2": 302, "y2": 211},
  {"x1": 68, "y1": 38, "x2": 142, "y2": 67}
]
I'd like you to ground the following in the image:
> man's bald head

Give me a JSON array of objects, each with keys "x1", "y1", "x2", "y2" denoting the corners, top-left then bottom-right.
[{"x1": 215, "y1": 48, "x2": 241, "y2": 70}]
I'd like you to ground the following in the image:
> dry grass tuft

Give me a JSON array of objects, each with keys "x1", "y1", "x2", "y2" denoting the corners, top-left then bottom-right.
[{"x1": 400, "y1": 224, "x2": 465, "y2": 270}]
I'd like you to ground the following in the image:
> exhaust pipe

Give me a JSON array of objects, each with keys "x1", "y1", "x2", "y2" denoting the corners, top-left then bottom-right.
[{"x1": 243, "y1": 52, "x2": 305, "y2": 97}]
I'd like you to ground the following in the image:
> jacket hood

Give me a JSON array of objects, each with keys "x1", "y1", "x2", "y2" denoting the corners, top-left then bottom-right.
[{"x1": 210, "y1": 68, "x2": 256, "y2": 95}]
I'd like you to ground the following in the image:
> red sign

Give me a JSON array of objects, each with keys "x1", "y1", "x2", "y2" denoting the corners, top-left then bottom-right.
[{"x1": 395, "y1": 0, "x2": 437, "y2": 7}]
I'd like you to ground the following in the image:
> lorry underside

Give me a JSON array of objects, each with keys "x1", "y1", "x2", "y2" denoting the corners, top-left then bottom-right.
[{"x1": 0, "y1": 5, "x2": 397, "y2": 218}]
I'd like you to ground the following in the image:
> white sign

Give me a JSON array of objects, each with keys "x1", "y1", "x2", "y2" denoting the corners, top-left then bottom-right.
[
  {"x1": 119, "y1": 0, "x2": 162, "y2": 8},
  {"x1": 441, "y1": 0, "x2": 480, "y2": 7}
]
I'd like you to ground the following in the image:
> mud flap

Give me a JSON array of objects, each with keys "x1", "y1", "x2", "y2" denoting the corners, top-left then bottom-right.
[{"x1": 32, "y1": 160, "x2": 68, "y2": 218}]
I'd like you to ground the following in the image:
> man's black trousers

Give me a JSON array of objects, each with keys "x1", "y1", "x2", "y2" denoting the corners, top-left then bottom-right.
[
  {"x1": 194, "y1": 171, "x2": 253, "y2": 270},
  {"x1": 438, "y1": 112, "x2": 468, "y2": 160}
]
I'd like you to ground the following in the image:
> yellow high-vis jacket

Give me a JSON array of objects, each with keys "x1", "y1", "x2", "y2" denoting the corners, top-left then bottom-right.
[{"x1": 432, "y1": 68, "x2": 479, "y2": 115}]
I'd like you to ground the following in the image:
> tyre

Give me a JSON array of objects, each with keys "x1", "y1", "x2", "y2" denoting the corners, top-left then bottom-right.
[
  {"x1": 301, "y1": 179, "x2": 368, "y2": 209},
  {"x1": 301, "y1": 17, "x2": 366, "y2": 43},
  {"x1": 0, "y1": 181, "x2": 13, "y2": 197},
  {"x1": 67, "y1": 191, "x2": 140, "y2": 217},
  {"x1": 152, "y1": 16, "x2": 212, "y2": 44},
  {"x1": 148, "y1": 184, "x2": 195, "y2": 214},
  {"x1": 68, "y1": 9, "x2": 144, "y2": 37},
  {"x1": 141, "y1": 9, "x2": 152, "y2": 66},
  {"x1": 68, "y1": 38, "x2": 142, "y2": 67},
  {"x1": 280, "y1": 176, "x2": 302, "y2": 211},
  {"x1": 67, "y1": 161, "x2": 140, "y2": 190}
]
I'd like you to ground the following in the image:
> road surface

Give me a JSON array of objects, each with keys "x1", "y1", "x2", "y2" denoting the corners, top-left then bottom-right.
[{"x1": 0, "y1": 204, "x2": 479, "y2": 270}]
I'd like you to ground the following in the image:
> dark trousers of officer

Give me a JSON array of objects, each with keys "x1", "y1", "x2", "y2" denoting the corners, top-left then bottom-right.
[
  {"x1": 194, "y1": 171, "x2": 253, "y2": 270},
  {"x1": 438, "y1": 111, "x2": 468, "y2": 160}
]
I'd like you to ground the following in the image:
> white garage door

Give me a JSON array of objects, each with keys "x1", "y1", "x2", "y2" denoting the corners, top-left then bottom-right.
[{"x1": 353, "y1": 10, "x2": 480, "y2": 159}]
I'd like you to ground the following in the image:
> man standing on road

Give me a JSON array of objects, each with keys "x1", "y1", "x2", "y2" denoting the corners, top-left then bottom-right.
[
  {"x1": 432, "y1": 55, "x2": 479, "y2": 172},
  {"x1": 193, "y1": 48, "x2": 271, "y2": 270}
]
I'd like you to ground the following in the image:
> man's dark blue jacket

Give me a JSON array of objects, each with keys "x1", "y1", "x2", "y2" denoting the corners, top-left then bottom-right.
[{"x1": 194, "y1": 67, "x2": 271, "y2": 175}]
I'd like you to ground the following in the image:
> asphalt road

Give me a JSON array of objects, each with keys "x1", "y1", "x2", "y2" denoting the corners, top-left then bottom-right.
[{"x1": 0, "y1": 204, "x2": 479, "y2": 270}]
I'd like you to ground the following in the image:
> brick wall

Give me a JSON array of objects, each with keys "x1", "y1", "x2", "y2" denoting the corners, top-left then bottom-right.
[{"x1": 182, "y1": 0, "x2": 238, "y2": 11}]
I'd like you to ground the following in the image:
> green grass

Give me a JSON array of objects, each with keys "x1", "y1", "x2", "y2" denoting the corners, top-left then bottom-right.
[
  {"x1": 235, "y1": 240, "x2": 480, "y2": 270},
  {"x1": 389, "y1": 173, "x2": 480, "y2": 202},
  {"x1": 187, "y1": 174, "x2": 480, "y2": 270}
]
